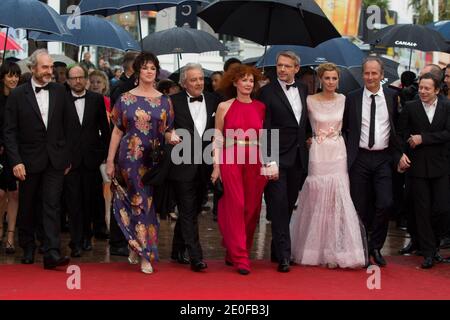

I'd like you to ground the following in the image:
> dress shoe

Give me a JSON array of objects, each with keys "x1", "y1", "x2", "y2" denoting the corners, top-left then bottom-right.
[
  {"x1": 421, "y1": 256, "x2": 434, "y2": 269},
  {"x1": 191, "y1": 260, "x2": 208, "y2": 272},
  {"x1": 43, "y1": 255, "x2": 70, "y2": 269},
  {"x1": 399, "y1": 241, "x2": 417, "y2": 255},
  {"x1": 21, "y1": 248, "x2": 35, "y2": 264},
  {"x1": 225, "y1": 260, "x2": 233, "y2": 266},
  {"x1": 370, "y1": 249, "x2": 387, "y2": 267},
  {"x1": 70, "y1": 247, "x2": 82, "y2": 258},
  {"x1": 171, "y1": 252, "x2": 190, "y2": 264},
  {"x1": 277, "y1": 259, "x2": 290, "y2": 273},
  {"x1": 237, "y1": 268, "x2": 250, "y2": 275},
  {"x1": 110, "y1": 245, "x2": 129, "y2": 256},
  {"x1": 82, "y1": 239, "x2": 92, "y2": 251}
]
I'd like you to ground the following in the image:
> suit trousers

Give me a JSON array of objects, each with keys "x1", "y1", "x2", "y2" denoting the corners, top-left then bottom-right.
[
  {"x1": 18, "y1": 165, "x2": 64, "y2": 256},
  {"x1": 264, "y1": 153, "x2": 305, "y2": 262},
  {"x1": 349, "y1": 148, "x2": 393, "y2": 251},
  {"x1": 171, "y1": 174, "x2": 206, "y2": 261},
  {"x1": 410, "y1": 175, "x2": 448, "y2": 257}
]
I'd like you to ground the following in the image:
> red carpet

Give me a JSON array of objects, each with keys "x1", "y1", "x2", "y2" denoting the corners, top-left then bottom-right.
[{"x1": 1, "y1": 256, "x2": 449, "y2": 300}]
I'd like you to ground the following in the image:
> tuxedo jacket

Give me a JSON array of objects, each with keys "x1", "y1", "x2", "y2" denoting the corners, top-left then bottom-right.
[
  {"x1": 258, "y1": 79, "x2": 309, "y2": 170},
  {"x1": 3, "y1": 81, "x2": 77, "y2": 173},
  {"x1": 343, "y1": 87, "x2": 402, "y2": 170},
  {"x1": 69, "y1": 90, "x2": 111, "y2": 170},
  {"x1": 397, "y1": 97, "x2": 450, "y2": 178},
  {"x1": 168, "y1": 90, "x2": 219, "y2": 182}
]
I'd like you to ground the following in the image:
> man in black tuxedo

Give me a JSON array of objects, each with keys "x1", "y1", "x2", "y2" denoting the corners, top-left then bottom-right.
[
  {"x1": 4, "y1": 49, "x2": 77, "y2": 269},
  {"x1": 167, "y1": 63, "x2": 219, "y2": 272},
  {"x1": 259, "y1": 51, "x2": 309, "y2": 273},
  {"x1": 397, "y1": 73, "x2": 450, "y2": 268},
  {"x1": 343, "y1": 56, "x2": 404, "y2": 267},
  {"x1": 64, "y1": 65, "x2": 111, "y2": 257}
]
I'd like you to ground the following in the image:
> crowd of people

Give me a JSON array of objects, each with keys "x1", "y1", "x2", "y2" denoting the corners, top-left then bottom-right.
[{"x1": 1, "y1": 48, "x2": 450, "y2": 275}]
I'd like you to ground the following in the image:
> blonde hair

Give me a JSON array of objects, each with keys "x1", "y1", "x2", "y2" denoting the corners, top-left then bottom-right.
[
  {"x1": 316, "y1": 63, "x2": 340, "y2": 78},
  {"x1": 89, "y1": 70, "x2": 110, "y2": 95}
]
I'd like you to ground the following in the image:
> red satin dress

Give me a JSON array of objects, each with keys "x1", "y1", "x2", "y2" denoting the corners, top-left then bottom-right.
[{"x1": 218, "y1": 98, "x2": 267, "y2": 272}]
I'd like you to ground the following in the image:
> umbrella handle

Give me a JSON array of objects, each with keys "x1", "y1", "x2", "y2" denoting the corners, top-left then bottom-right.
[{"x1": 2, "y1": 27, "x2": 9, "y2": 62}]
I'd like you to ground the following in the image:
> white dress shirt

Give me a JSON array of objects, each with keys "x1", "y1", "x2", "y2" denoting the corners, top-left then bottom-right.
[
  {"x1": 278, "y1": 78, "x2": 302, "y2": 124},
  {"x1": 31, "y1": 78, "x2": 49, "y2": 129},
  {"x1": 359, "y1": 86, "x2": 390, "y2": 150},
  {"x1": 422, "y1": 98, "x2": 438, "y2": 124},
  {"x1": 72, "y1": 90, "x2": 86, "y2": 125},
  {"x1": 187, "y1": 93, "x2": 207, "y2": 136}
]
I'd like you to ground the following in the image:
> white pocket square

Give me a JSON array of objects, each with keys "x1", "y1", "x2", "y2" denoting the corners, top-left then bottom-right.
[{"x1": 211, "y1": 112, "x2": 216, "y2": 117}]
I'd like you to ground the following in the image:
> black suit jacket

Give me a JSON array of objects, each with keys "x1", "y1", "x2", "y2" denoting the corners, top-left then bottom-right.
[
  {"x1": 4, "y1": 81, "x2": 77, "y2": 173},
  {"x1": 258, "y1": 79, "x2": 309, "y2": 170},
  {"x1": 168, "y1": 91, "x2": 219, "y2": 182},
  {"x1": 397, "y1": 97, "x2": 450, "y2": 178},
  {"x1": 343, "y1": 87, "x2": 402, "y2": 170},
  {"x1": 69, "y1": 91, "x2": 111, "y2": 170}
]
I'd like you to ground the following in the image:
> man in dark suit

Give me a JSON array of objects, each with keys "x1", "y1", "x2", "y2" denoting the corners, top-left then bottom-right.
[
  {"x1": 64, "y1": 65, "x2": 111, "y2": 257},
  {"x1": 343, "y1": 56, "x2": 404, "y2": 267},
  {"x1": 4, "y1": 49, "x2": 77, "y2": 269},
  {"x1": 397, "y1": 72, "x2": 450, "y2": 268},
  {"x1": 259, "y1": 51, "x2": 309, "y2": 273},
  {"x1": 167, "y1": 63, "x2": 219, "y2": 272}
]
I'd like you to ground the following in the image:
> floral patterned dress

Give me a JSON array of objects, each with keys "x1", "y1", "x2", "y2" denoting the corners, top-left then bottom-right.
[{"x1": 111, "y1": 92, "x2": 173, "y2": 262}]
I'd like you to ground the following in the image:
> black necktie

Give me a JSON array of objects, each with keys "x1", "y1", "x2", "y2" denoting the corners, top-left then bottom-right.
[
  {"x1": 368, "y1": 94, "x2": 377, "y2": 149},
  {"x1": 35, "y1": 84, "x2": 49, "y2": 93},
  {"x1": 72, "y1": 95, "x2": 86, "y2": 101},
  {"x1": 286, "y1": 83, "x2": 297, "y2": 91},
  {"x1": 189, "y1": 95, "x2": 203, "y2": 103}
]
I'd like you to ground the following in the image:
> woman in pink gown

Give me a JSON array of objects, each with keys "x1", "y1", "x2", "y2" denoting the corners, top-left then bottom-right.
[
  {"x1": 290, "y1": 63, "x2": 367, "y2": 268},
  {"x1": 211, "y1": 65, "x2": 271, "y2": 275}
]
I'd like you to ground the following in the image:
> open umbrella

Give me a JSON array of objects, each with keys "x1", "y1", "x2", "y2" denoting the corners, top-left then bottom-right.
[
  {"x1": 369, "y1": 24, "x2": 450, "y2": 69},
  {"x1": 29, "y1": 15, "x2": 140, "y2": 52},
  {"x1": 0, "y1": 32, "x2": 23, "y2": 51},
  {"x1": 198, "y1": 0, "x2": 341, "y2": 71},
  {"x1": 255, "y1": 38, "x2": 365, "y2": 68},
  {"x1": 79, "y1": 0, "x2": 209, "y2": 49},
  {"x1": 0, "y1": 0, "x2": 69, "y2": 61},
  {"x1": 142, "y1": 25, "x2": 226, "y2": 70},
  {"x1": 426, "y1": 20, "x2": 450, "y2": 41}
]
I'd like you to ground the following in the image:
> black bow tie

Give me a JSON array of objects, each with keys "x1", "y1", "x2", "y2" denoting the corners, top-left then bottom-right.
[
  {"x1": 189, "y1": 95, "x2": 203, "y2": 103},
  {"x1": 286, "y1": 83, "x2": 297, "y2": 91},
  {"x1": 35, "y1": 85, "x2": 49, "y2": 93},
  {"x1": 72, "y1": 95, "x2": 86, "y2": 101}
]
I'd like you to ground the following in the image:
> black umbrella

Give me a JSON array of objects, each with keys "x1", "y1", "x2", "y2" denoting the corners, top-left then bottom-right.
[
  {"x1": 198, "y1": 0, "x2": 340, "y2": 47},
  {"x1": 369, "y1": 24, "x2": 450, "y2": 69},
  {"x1": 142, "y1": 26, "x2": 227, "y2": 70},
  {"x1": 79, "y1": 0, "x2": 209, "y2": 49},
  {"x1": 0, "y1": 0, "x2": 69, "y2": 61}
]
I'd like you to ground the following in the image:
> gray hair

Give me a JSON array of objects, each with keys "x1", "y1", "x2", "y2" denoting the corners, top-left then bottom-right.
[
  {"x1": 276, "y1": 51, "x2": 301, "y2": 66},
  {"x1": 362, "y1": 56, "x2": 384, "y2": 73},
  {"x1": 28, "y1": 49, "x2": 51, "y2": 69},
  {"x1": 180, "y1": 63, "x2": 203, "y2": 85}
]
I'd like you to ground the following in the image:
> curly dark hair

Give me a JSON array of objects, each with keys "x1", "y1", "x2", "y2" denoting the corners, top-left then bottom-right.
[
  {"x1": 219, "y1": 64, "x2": 262, "y2": 99},
  {"x1": 132, "y1": 51, "x2": 160, "y2": 80}
]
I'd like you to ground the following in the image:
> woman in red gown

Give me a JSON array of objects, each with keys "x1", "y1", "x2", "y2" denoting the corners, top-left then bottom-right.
[{"x1": 212, "y1": 65, "x2": 276, "y2": 275}]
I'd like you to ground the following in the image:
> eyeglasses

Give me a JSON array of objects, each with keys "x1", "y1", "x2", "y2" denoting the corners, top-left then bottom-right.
[{"x1": 68, "y1": 76, "x2": 86, "y2": 81}]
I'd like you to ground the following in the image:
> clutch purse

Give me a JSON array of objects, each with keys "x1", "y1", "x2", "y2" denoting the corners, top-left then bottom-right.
[
  {"x1": 213, "y1": 178, "x2": 224, "y2": 200},
  {"x1": 142, "y1": 144, "x2": 173, "y2": 186}
]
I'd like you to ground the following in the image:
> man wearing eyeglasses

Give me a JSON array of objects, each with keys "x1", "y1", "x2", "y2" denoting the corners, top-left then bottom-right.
[
  {"x1": 259, "y1": 51, "x2": 309, "y2": 273},
  {"x1": 64, "y1": 65, "x2": 111, "y2": 258}
]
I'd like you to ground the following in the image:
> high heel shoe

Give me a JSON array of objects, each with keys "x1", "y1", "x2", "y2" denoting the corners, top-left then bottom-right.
[
  {"x1": 327, "y1": 263, "x2": 338, "y2": 269},
  {"x1": 5, "y1": 230, "x2": 15, "y2": 255},
  {"x1": 140, "y1": 258, "x2": 153, "y2": 274},
  {"x1": 128, "y1": 246, "x2": 139, "y2": 265}
]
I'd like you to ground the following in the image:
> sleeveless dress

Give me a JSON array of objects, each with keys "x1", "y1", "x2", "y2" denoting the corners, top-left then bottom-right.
[
  {"x1": 111, "y1": 92, "x2": 173, "y2": 262},
  {"x1": 290, "y1": 94, "x2": 367, "y2": 268},
  {"x1": 218, "y1": 98, "x2": 267, "y2": 272}
]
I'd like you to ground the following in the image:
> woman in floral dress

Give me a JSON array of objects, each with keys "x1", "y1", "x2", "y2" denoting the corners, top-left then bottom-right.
[{"x1": 106, "y1": 52, "x2": 173, "y2": 274}]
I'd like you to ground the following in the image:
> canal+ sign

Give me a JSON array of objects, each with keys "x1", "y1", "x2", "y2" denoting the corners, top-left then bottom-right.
[{"x1": 394, "y1": 40, "x2": 418, "y2": 47}]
